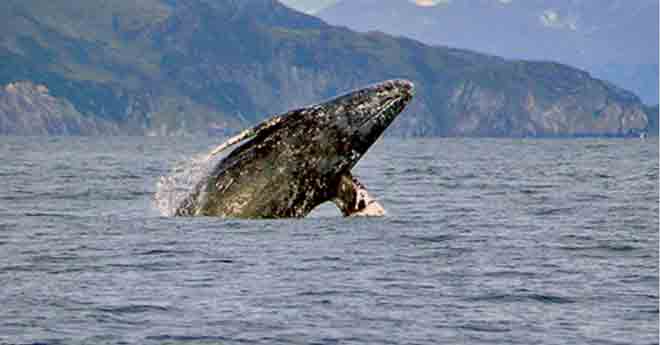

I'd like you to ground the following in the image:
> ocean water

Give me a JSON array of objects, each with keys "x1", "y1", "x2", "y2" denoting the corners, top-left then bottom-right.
[{"x1": 0, "y1": 136, "x2": 658, "y2": 345}]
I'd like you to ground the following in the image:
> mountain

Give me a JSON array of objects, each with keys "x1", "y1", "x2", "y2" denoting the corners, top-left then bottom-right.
[
  {"x1": 319, "y1": 0, "x2": 659, "y2": 105},
  {"x1": 0, "y1": 0, "x2": 650, "y2": 137}
]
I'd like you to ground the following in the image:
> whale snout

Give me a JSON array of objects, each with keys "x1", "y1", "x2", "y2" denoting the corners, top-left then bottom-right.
[
  {"x1": 391, "y1": 79, "x2": 415, "y2": 98},
  {"x1": 362, "y1": 78, "x2": 415, "y2": 129},
  {"x1": 334, "y1": 79, "x2": 415, "y2": 163},
  {"x1": 375, "y1": 79, "x2": 415, "y2": 102}
]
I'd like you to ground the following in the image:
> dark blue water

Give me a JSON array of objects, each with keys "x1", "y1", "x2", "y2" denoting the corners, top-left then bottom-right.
[{"x1": 1, "y1": 137, "x2": 658, "y2": 345}]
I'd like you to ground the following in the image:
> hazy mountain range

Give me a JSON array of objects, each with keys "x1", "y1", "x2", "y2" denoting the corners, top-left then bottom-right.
[
  {"x1": 0, "y1": 0, "x2": 653, "y2": 136},
  {"x1": 319, "y1": 0, "x2": 659, "y2": 104}
]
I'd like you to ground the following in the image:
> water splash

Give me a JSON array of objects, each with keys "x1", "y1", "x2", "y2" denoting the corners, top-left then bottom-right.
[
  {"x1": 154, "y1": 135, "x2": 250, "y2": 217},
  {"x1": 154, "y1": 153, "x2": 216, "y2": 217}
]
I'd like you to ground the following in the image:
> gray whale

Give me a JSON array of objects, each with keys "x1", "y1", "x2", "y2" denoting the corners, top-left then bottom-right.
[{"x1": 175, "y1": 79, "x2": 414, "y2": 218}]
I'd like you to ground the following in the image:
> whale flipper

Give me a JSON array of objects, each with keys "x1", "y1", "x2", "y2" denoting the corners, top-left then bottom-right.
[{"x1": 333, "y1": 174, "x2": 386, "y2": 217}]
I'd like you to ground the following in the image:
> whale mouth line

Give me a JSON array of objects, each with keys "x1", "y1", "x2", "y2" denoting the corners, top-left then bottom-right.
[{"x1": 357, "y1": 96, "x2": 403, "y2": 130}]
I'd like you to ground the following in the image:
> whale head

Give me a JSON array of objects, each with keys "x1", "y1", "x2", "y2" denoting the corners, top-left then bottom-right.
[{"x1": 303, "y1": 79, "x2": 415, "y2": 170}]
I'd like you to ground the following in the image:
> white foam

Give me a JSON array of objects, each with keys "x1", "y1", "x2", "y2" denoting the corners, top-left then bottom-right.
[{"x1": 154, "y1": 153, "x2": 216, "y2": 217}]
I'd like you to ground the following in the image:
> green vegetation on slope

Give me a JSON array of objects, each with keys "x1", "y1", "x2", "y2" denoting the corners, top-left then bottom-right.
[{"x1": 0, "y1": 0, "x2": 651, "y2": 136}]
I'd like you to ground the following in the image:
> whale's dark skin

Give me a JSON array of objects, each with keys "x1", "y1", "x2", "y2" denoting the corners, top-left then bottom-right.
[{"x1": 175, "y1": 79, "x2": 414, "y2": 218}]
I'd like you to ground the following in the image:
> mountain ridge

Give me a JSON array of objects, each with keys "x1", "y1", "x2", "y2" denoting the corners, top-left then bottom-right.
[
  {"x1": 319, "y1": 0, "x2": 659, "y2": 105},
  {"x1": 0, "y1": 0, "x2": 652, "y2": 136}
]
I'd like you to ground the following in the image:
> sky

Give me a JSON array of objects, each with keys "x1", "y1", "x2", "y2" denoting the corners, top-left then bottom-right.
[{"x1": 279, "y1": 0, "x2": 453, "y2": 14}]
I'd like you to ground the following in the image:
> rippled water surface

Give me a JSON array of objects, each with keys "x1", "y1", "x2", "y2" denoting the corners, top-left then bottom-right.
[{"x1": 1, "y1": 137, "x2": 658, "y2": 345}]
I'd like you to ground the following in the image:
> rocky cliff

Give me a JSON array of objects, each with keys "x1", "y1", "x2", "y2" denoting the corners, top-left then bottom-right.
[
  {"x1": 0, "y1": 0, "x2": 651, "y2": 137},
  {"x1": 436, "y1": 62, "x2": 648, "y2": 137},
  {"x1": 0, "y1": 81, "x2": 118, "y2": 135}
]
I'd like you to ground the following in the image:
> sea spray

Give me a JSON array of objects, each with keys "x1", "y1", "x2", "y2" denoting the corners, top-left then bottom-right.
[
  {"x1": 154, "y1": 153, "x2": 217, "y2": 217},
  {"x1": 154, "y1": 134, "x2": 255, "y2": 216}
]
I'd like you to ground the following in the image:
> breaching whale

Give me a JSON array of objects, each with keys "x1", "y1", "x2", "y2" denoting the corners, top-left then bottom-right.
[{"x1": 175, "y1": 79, "x2": 414, "y2": 218}]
